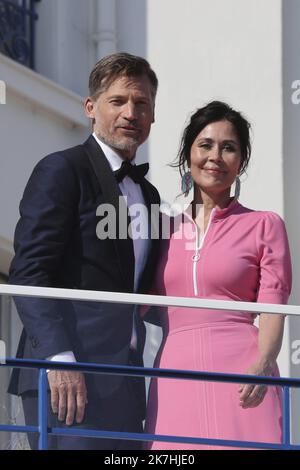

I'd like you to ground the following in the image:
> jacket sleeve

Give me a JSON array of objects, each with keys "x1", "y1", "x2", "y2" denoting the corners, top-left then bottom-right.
[{"x1": 9, "y1": 153, "x2": 79, "y2": 358}]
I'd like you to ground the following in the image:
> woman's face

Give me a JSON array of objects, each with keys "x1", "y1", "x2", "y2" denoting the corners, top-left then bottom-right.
[{"x1": 190, "y1": 120, "x2": 242, "y2": 197}]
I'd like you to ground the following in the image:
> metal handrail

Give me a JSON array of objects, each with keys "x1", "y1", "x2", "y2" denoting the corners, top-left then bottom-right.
[{"x1": 1, "y1": 284, "x2": 300, "y2": 317}]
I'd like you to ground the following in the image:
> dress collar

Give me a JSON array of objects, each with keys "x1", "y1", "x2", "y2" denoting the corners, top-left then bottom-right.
[
  {"x1": 210, "y1": 198, "x2": 241, "y2": 219},
  {"x1": 181, "y1": 198, "x2": 242, "y2": 224}
]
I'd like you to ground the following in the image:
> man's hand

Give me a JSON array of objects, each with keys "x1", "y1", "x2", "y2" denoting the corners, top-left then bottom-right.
[{"x1": 48, "y1": 370, "x2": 88, "y2": 426}]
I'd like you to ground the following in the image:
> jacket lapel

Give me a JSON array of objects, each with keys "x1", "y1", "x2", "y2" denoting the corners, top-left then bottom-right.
[
  {"x1": 138, "y1": 179, "x2": 161, "y2": 293},
  {"x1": 83, "y1": 135, "x2": 135, "y2": 292}
]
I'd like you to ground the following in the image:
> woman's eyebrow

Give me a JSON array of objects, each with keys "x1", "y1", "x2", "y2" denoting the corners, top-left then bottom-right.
[{"x1": 222, "y1": 139, "x2": 238, "y2": 144}]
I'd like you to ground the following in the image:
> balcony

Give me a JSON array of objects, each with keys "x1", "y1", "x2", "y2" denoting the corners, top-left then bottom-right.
[
  {"x1": 0, "y1": 284, "x2": 300, "y2": 450},
  {"x1": 0, "y1": 0, "x2": 39, "y2": 69}
]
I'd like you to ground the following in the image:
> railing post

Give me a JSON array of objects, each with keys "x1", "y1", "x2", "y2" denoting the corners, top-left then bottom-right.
[
  {"x1": 38, "y1": 368, "x2": 48, "y2": 450},
  {"x1": 282, "y1": 386, "x2": 291, "y2": 448}
]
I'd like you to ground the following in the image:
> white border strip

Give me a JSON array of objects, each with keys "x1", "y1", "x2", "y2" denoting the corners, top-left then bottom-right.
[{"x1": 0, "y1": 284, "x2": 299, "y2": 317}]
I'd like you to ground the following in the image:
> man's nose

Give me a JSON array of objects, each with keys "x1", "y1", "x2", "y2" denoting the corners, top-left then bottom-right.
[{"x1": 122, "y1": 102, "x2": 137, "y2": 120}]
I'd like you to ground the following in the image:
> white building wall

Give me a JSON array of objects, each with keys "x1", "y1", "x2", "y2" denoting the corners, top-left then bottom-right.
[
  {"x1": 34, "y1": 0, "x2": 94, "y2": 97},
  {"x1": 146, "y1": 0, "x2": 283, "y2": 212}
]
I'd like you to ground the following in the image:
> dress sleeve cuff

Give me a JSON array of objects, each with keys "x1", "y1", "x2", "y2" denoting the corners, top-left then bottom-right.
[{"x1": 256, "y1": 290, "x2": 289, "y2": 306}]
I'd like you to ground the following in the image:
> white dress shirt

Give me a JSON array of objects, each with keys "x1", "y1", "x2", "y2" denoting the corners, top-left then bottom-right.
[{"x1": 47, "y1": 133, "x2": 150, "y2": 366}]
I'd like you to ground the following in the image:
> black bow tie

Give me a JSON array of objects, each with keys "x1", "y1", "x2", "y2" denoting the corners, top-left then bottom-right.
[{"x1": 114, "y1": 161, "x2": 149, "y2": 184}]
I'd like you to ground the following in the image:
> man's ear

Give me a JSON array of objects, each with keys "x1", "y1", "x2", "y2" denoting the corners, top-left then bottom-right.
[
  {"x1": 84, "y1": 97, "x2": 95, "y2": 119},
  {"x1": 152, "y1": 104, "x2": 156, "y2": 123}
]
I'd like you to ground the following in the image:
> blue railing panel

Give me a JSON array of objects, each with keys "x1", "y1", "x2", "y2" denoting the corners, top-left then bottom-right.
[{"x1": 1, "y1": 358, "x2": 300, "y2": 450}]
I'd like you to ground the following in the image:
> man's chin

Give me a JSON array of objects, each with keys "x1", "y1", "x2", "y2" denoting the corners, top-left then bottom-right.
[
  {"x1": 115, "y1": 139, "x2": 140, "y2": 152},
  {"x1": 96, "y1": 134, "x2": 141, "y2": 157}
]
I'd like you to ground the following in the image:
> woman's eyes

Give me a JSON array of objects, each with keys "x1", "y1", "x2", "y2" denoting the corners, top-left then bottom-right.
[
  {"x1": 198, "y1": 143, "x2": 236, "y2": 152},
  {"x1": 199, "y1": 143, "x2": 212, "y2": 149},
  {"x1": 223, "y1": 144, "x2": 235, "y2": 152}
]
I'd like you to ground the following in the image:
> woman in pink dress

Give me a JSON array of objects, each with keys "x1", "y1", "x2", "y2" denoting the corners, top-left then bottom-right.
[{"x1": 145, "y1": 101, "x2": 292, "y2": 450}]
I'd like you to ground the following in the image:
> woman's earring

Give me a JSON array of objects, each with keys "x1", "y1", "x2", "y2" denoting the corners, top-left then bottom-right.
[
  {"x1": 181, "y1": 171, "x2": 193, "y2": 196},
  {"x1": 234, "y1": 176, "x2": 241, "y2": 200}
]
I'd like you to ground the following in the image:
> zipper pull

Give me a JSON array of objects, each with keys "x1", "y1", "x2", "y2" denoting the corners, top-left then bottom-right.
[{"x1": 192, "y1": 253, "x2": 200, "y2": 262}]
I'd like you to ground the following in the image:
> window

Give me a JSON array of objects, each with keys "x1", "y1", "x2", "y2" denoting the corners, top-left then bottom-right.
[{"x1": 0, "y1": 0, "x2": 40, "y2": 69}]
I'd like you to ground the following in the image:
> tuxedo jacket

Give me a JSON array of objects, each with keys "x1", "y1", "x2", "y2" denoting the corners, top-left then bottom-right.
[{"x1": 8, "y1": 135, "x2": 160, "y2": 400}]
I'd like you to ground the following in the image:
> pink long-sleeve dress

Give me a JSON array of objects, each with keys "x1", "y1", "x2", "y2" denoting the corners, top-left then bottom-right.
[{"x1": 145, "y1": 200, "x2": 292, "y2": 450}]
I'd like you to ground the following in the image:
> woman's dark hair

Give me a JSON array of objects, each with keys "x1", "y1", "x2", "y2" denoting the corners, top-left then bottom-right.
[{"x1": 174, "y1": 100, "x2": 251, "y2": 179}]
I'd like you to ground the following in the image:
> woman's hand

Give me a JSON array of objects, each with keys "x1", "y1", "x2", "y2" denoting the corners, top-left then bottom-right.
[{"x1": 238, "y1": 359, "x2": 275, "y2": 409}]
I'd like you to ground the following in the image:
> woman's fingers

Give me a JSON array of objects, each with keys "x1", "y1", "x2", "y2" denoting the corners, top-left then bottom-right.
[
  {"x1": 239, "y1": 384, "x2": 267, "y2": 408},
  {"x1": 238, "y1": 383, "x2": 254, "y2": 402}
]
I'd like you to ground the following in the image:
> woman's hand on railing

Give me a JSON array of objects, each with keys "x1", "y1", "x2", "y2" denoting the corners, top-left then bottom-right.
[{"x1": 47, "y1": 370, "x2": 88, "y2": 426}]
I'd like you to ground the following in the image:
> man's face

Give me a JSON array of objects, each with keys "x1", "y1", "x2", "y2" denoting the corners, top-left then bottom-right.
[{"x1": 85, "y1": 74, "x2": 155, "y2": 160}]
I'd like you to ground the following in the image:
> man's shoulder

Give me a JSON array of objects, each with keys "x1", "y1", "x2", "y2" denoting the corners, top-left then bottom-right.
[
  {"x1": 45, "y1": 140, "x2": 89, "y2": 164},
  {"x1": 35, "y1": 136, "x2": 93, "y2": 173}
]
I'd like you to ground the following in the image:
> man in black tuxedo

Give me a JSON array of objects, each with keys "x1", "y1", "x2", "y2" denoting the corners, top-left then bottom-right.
[{"x1": 8, "y1": 52, "x2": 160, "y2": 450}]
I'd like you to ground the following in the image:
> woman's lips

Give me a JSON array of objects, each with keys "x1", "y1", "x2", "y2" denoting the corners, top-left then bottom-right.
[{"x1": 203, "y1": 168, "x2": 225, "y2": 174}]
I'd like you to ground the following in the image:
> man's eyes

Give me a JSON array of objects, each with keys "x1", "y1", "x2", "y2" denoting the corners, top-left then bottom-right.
[
  {"x1": 109, "y1": 99, "x2": 123, "y2": 105},
  {"x1": 109, "y1": 99, "x2": 149, "y2": 106}
]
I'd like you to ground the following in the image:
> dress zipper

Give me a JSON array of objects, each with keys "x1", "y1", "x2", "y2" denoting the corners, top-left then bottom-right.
[
  {"x1": 192, "y1": 209, "x2": 215, "y2": 296},
  {"x1": 192, "y1": 229, "x2": 200, "y2": 296}
]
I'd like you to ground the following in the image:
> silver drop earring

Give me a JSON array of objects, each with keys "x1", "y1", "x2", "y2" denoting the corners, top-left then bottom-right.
[
  {"x1": 234, "y1": 176, "x2": 241, "y2": 200},
  {"x1": 181, "y1": 171, "x2": 193, "y2": 196}
]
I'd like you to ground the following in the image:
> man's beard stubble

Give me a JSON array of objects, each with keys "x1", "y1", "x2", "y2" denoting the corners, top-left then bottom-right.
[{"x1": 95, "y1": 129, "x2": 140, "y2": 159}]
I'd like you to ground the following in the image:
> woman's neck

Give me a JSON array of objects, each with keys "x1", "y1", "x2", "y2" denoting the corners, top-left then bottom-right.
[
  {"x1": 192, "y1": 188, "x2": 232, "y2": 228},
  {"x1": 194, "y1": 188, "x2": 232, "y2": 211}
]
